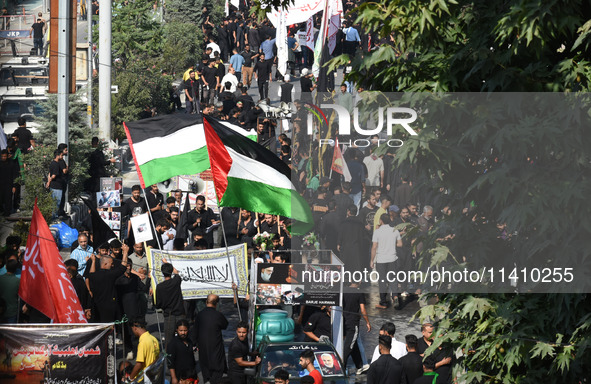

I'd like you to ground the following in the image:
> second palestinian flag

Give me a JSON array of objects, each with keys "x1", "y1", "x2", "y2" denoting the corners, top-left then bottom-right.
[{"x1": 203, "y1": 116, "x2": 313, "y2": 231}]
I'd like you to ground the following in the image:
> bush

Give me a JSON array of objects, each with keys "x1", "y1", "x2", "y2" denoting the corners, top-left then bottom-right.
[{"x1": 20, "y1": 145, "x2": 59, "y2": 222}]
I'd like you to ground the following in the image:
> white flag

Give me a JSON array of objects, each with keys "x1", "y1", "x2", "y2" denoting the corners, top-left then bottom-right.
[
  {"x1": 305, "y1": 16, "x2": 315, "y2": 51},
  {"x1": 276, "y1": 10, "x2": 288, "y2": 76},
  {"x1": 312, "y1": 0, "x2": 342, "y2": 76},
  {"x1": 267, "y1": 0, "x2": 326, "y2": 27},
  {"x1": 327, "y1": 9, "x2": 342, "y2": 54}
]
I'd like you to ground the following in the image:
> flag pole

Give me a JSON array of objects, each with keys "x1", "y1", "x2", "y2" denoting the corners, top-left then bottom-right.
[
  {"x1": 217, "y1": 205, "x2": 243, "y2": 321},
  {"x1": 141, "y1": 188, "x2": 163, "y2": 250}
]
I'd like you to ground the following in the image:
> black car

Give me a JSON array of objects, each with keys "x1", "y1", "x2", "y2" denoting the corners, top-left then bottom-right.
[{"x1": 246, "y1": 339, "x2": 348, "y2": 384}]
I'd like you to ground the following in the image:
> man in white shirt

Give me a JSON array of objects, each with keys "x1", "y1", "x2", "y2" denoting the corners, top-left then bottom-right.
[
  {"x1": 207, "y1": 37, "x2": 221, "y2": 58},
  {"x1": 371, "y1": 213, "x2": 402, "y2": 308},
  {"x1": 370, "y1": 322, "x2": 408, "y2": 363},
  {"x1": 363, "y1": 152, "x2": 384, "y2": 188},
  {"x1": 220, "y1": 67, "x2": 239, "y2": 93}
]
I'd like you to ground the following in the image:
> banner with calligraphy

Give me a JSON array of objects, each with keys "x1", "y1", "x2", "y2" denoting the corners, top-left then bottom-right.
[
  {"x1": 147, "y1": 244, "x2": 249, "y2": 300},
  {"x1": 0, "y1": 324, "x2": 116, "y2": 384}
]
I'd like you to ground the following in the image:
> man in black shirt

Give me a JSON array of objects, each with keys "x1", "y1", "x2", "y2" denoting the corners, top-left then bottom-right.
[
  {"x1": 65, "y1": 259, "x2": 92, "y2": 321},
  {"x1": 29, "y1": 17, "x2": 45, "y2": 55},
  {"x1": 413, "y1": 355, "x2": 444, "y2": 384},
  {"x1": 167, "y1": 319, "x2": 197, "y2": 383},
  {"x1": 122, "y1": 184, "x2": 146, "y2": 243},
  {"x1": 417, "y1": 323, "x2": 434, "y2": 356},
  {"x1": 228, "y1": 321, "x2": 261, "y2": 384},
  {"x1": 13, "y1": 117, "x2": 35, "y2": 154},
  {"x1": 221, "y1": 207, "x2": 241, "y2": 246},
  {"x1": 303, "y1": 305, "x2": 332, "y2": 342},
  {"x1": 194, "y1": 294, "x2": 229, "y2": 384},
  {"x1": 240, "y1": 44, "x2": 258, "y2": 88},
  {"x1": 57, "y1": 143, "x2": 69, "y2": 217},
  {"x1": 87, "y1": 136, "x2": 115, "y2": 193},
  {"x1": 367, "y1": 335, "x2": 406, "y2": 384},
  {"x1": 87, "y1": 243, "x2": 128, "y2": 322},
  {"x1": 237, "y1": 210, "x2": 256, "y2": 246},
  {"x1": 145, "y1": 184, "x2": 164, "y2": 213},
  {"x1": 254, "y1": 56, "x2": 271, "y2": 101},
  {"x1": 201, "y1": 59, "x2": 217, "y2": 105},
  {"x1": 342, "y1": 282, "x2": 371, "y2": 372},
  {"x1": 116, "y1": 260, "x2": 141, "y2": 357},
  {"x1": 400, "y1": 335, "x2": 423, "y2": 384},
  {"x1": 0, "y1": 150, "x2": 18, "y2": 216},
  {"x1": 47, "y1": 149, "x2": 65, "y2": 219},
  {"x1": 155, "y1": 262, "x2": 185, "y2": 349},
  {"x1": 257, "y1": 213, "x2": 279, "y2": 236},
  {"x1": 217, "y1": 20, "x2": 230, "y2": 61},
  {"x1": 186, "y1": 195, "x2": 218, "y2": 248},
  {"x1": 300, "y1": 68, "x2": 316, "y2": 103},
  {"x1": 184, "y1": 70, "x2": 200, "y2": 114},
  {"x1": 247, "y1": 22, "x2": 261, "y2": 54}
]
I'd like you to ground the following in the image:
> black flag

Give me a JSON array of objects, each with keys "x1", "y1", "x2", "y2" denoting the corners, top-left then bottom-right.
[
  {"x1": 176, "y1": 192, "x2": 192, "y2": 241},
  {"x1": 82, "y1": 197, "x2": 118, "y2": 248}
]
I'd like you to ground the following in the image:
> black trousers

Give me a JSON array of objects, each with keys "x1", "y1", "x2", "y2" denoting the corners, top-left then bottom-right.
[
  {"x1": 343, "y1": 325, "x2": 363, "y2": 369},
  {"x1": 258, "y1": 80, "x2": 269, "y2": 101}
]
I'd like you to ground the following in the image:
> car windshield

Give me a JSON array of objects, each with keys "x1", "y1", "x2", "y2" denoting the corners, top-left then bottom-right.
[
  {"x1": 260, "y1": 344, "x2": 347, "y2": 383},
  {"x1": 0, "y1": 100, "x2": 45, "y2": 122},
  {"x1": 0, "y1": 67, "x2": 49, "y2": 85}
]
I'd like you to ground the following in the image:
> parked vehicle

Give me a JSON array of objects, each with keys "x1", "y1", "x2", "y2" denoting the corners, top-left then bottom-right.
[{"x1": 245, "y1": 338, "x2": 348, "y2": 384}]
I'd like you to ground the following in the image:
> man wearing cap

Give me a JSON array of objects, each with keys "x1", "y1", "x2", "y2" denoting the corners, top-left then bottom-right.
[
  {"x1": 388, "y1": 204, "x2": 400, "y2": 223},
  {"x1": 367, "y1": 335, "x2": 406, "y2": 384},
  {"x1": 278, "y1": 74, "x2": 295, "y2": 104},
  {"x1": 300, "y1": 68, "x2": 316, "y2": 103}
]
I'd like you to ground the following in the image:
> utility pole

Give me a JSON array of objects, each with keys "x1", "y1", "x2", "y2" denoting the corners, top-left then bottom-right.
[
  {"x1": 98, "y1": 0, "x2": 111, "y2": 140},
  {"x1": 57, "y1": 0, "x2": 70, "y2": 147},
  {"x1": 87, "y1": 10, "x2": 92, "y2": 129}
]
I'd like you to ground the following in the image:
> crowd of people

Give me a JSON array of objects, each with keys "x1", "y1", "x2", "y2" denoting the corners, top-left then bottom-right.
[{"x1": 0, "y1": 3, "x2": 472, "y2": 384}]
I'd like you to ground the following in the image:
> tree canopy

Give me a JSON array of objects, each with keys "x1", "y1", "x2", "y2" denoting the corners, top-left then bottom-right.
[{"x1": 334, "y1": 0, "x2": 591, "y2": 382}]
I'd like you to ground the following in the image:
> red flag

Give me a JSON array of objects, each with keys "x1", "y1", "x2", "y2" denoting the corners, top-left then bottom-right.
[
  {"x1": 19, "y1": 201, "x2": 87, "y2": 323},
  {"x1": 331, "y1": 140, "x2": 352, "y2": 182}
]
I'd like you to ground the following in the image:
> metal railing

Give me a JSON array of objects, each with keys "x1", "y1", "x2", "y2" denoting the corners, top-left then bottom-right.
[{"x1": 0, "y1": 14, "x2": 39, "y2": 57}]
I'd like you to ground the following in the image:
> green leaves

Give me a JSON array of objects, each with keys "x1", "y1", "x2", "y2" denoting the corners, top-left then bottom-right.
[
  {"x1": 530, "y1": 342, "x2": 555, "y2": 359},
  {"x1": 459, "y1": 296, "x2": 493, "y2": 320}
]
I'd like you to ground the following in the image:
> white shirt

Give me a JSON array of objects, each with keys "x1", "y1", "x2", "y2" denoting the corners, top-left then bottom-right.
[
  {"x1": 220, "y1": 73, "x2": 239, "y2": 93},
  {"x1": 207, "y1": 42, "x2": 221, "y2": 58},
  {"x1": 371, "y1": 337, "x2": 408, "y2": 363},
  {"x1": 161, "y1": 227, "x2": 176, "y2": 251},
  {"x1": 372, "y1": 225, "x2": 401, "y2": 263},
  {"x1": 363, "y1": 155, "x2": 384, "y2": 187}
]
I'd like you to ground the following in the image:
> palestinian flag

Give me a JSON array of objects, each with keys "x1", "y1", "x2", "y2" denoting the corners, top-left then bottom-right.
[
  {"x1": 124, "y1": 115, "x2": 257, "y2": 187},
  {"x1": 203, "y1": 116, "x2": 313, "y2": 232},
  {"x1": 218, "y1": 120, "x2": 257, "y2": 141},
  {"x1": 124, "y1": 114, "x2": 209, "y2": 188}
]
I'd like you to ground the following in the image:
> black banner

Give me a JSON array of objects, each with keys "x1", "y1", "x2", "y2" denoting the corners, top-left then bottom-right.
[
  {"x1": 255, "y1": 263, "x2": 342, "y2": 306},
  {"x1": 0, "y1": 324, "x2": 116, "y2": 384}
]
